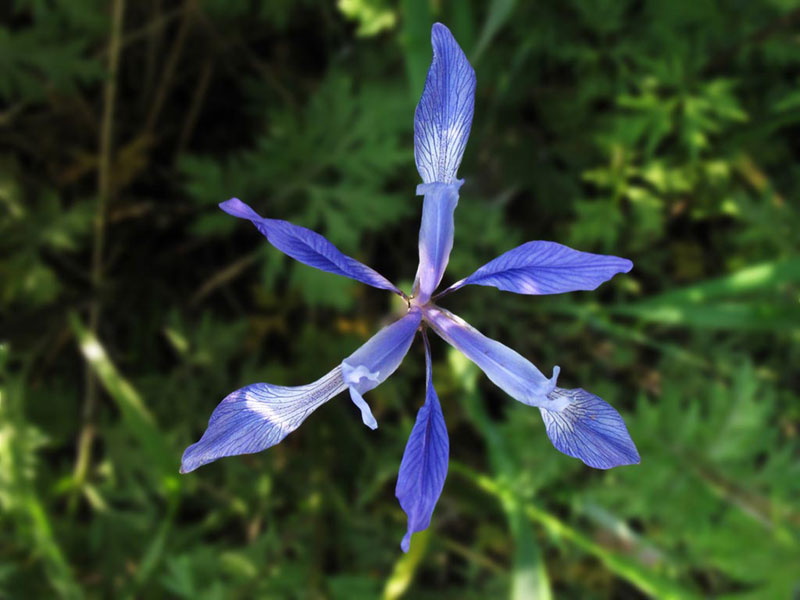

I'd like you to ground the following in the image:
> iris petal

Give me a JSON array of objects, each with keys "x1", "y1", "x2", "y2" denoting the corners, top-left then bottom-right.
[
  {"x1": 348, "y1": 387, "x2": 378, "y2": 430},
  {"x1": 180, "y1": 368, "x2": 346, "y2": 473},
  {"x1": 341, "y1": 307, "x2": 422, "y2": 427},
  {"x1": 220, "y1": 198, "x2": 401, "y2": 294},
  {"x1": 395, "y1": 332, "x2": 449, "y2": 552},
  {"x1": 182, "y1": 310, "x2": 421, "y2": 473},
  {"x1": 541, "y1": 387, "x2": 640, "y2": 469},
  {"x1": 441, "y1": 241, "x2": 633, "y2": 297},
  {"x1": 424, "y1": 306, "x2": 559, "y2": 407},
  {"x1": 413, "y1": 181, "x2": 462, "y2": 302},
  {"x1": 414, "y1": 23, "x2": 476, "y2": 184}
]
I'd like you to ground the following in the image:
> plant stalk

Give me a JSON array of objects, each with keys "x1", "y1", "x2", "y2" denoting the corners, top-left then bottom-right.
[{"x1": 71, "y1": 0, "x2": 126, "y2": 513}]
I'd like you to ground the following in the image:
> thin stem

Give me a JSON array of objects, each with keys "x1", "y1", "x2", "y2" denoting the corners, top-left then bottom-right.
[
  {"x1": 175, "y1": 58, "x2": 214, "y2": 158},
  {"x1": 92, "y1": 3, "x2": 185, "y2": 60},
  {"x1": 194, "y1": 7, "x2": 294, "y2": 108},
  {"x1": 144, "y1": 0, "x2": 193, "y2": 135},
  {"x1": 71, "y1": 0, "x2": 125, "y2": 513},
  {"x1": 189, "y1": 250, "x2": 259, "y2": 306},
  {"x1": 421, "y1": 326, "x2": 431, "y2": 359}
]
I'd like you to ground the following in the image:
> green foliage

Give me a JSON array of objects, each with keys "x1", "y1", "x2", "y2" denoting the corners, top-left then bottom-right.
[
  {"x1": 1, "y1": 0, "x2": 799, "y2": 598},
  {"x1": 339, "y1": 0, "x2": 397, "y2": 37},
  {"x1": 0, "y1": 0, "x2": 105, "y2": 100},
  {"x1": 180, "y1": 72, "x2": 413, "y2": 307}
]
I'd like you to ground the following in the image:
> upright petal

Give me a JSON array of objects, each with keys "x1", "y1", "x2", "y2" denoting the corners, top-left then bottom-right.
[
  {"x1": 396, "y1": 331, "x2": 449, "y2": 552},
  {"x1": 220, "y1": 198, "x2": 402, "y2": 295},
  {"x1": 180, "y1": 367, "x2": 346, "y2": 473},
  {"x1": 341, "y1": 307, "x2": 422, "y2": 428},
  {"x1": 413, "y1": 181, "x2": 462, "y2": 302},
  {"x1": 414, "y1": 23, "x2": 476, "y2": 184},
  {"x1": 540, "y1": 387, "x2": 640, "y2": 469},
  {"x1": 440, "y1": 241, "x2": 633, "y2": 297},
  {"x1": 424, "y1": 306, "x2": 560, "y2": 407}
]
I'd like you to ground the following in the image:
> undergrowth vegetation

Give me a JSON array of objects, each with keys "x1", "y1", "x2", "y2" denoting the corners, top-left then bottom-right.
[{"x1": 1, "y1": 0, "x2": 798, "y2": 597}]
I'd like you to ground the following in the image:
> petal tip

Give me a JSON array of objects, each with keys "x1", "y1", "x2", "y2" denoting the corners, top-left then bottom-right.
[
  {"x1": 621, "y1": 258, "x2": 634, "y2": 273},
  {"x1": 431, "y1": 22, "x2": 452, "y2": 39},
  {"x1": 179, "y1": 447, "x2": 202, "y2": 474},
  {"x1": 219, "y1": 197, "x2": 260, "y2": 220},
  {"x1": 589, "y1": 443, "x2": 641, "y2": 469}
]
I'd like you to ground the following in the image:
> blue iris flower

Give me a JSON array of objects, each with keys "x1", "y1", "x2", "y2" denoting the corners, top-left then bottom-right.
[{"x1": 181, "y1": 23, "x2": 640, "y2": 552}]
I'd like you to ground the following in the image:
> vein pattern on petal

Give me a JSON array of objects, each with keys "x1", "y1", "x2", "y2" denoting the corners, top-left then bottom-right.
[
  {"x1": 220, "y1": 198, "x2": 401, "y2": 294},
  {"x1": 414, "y1": 23, "x2": 476, "y2": 184},
  {"x1": 181, "y1": 367, "x2": 346, "y2": 473},
  {"x1": 396, "y1": 332, "x2": 448, "y2": 552},
  {"x1": 445, "y1": 240, "x2": 633, "y2": 296},
  {"x1": 540, "y1": 387, "x2": 640, "y2": 469}
]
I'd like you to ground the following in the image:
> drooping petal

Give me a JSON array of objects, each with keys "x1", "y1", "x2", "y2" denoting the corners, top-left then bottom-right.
[
  {"x1": 414, "y1": 23, "x2": 476, "y2": 184},
  {"x1": 440, "y1": 241, "x2": 633, "y2": 297},
  {"x1": 180, "y1": 367, "x2": 346, "y2": 473},
  {"x1": 220, "y1": 198, "x2": 401, "y2": 295},
  {"x1": 348, "y1": 386, "x2": 378, "y2": 430},
  {"x1": 396, "y1": 331, "x2": 448, "y2": 552},
  {"x1": 341, "y1": 307, "x2": 422, "y2": 427},
  {"x1": 413, "y1": 181, "x2": 462, "y2": 302},
  {"x1": 540, "y1": 387, "x2": 640, "y2": 469},
  {"x1": 424, "y1": 306, "x2": 559, "y2": 407}
]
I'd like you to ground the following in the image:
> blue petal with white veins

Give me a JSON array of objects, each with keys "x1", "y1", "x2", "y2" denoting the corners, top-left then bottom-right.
[
  {"x1": 396, "y1": 332, "x2": 449, "y2": 552},
  {"x1": 442, "y1": 241, "x2": 633, "y2": 296},
  {"x1": 424, "y1": 306, "x2": 559, "y2": 407},
  {"x1": 540, "y1": 387, "x2": 640, "y2": 469},
  {"x1": 341, "y1": 307, "x2": 422, "y2": 428},
  {"x1": 180, "y1": 368, "x2": 347, "y2": 473},
  {"x1": 220, "y1": 198, "x2": 401, "y2": 295},
  {"x1": 414, "y1": 23, "x2": 476, "y2": 184}
]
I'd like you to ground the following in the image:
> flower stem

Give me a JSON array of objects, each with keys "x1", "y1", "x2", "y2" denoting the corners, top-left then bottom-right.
[{"x1": 70, "y1": 0, "x2": 126, "y2": 514}]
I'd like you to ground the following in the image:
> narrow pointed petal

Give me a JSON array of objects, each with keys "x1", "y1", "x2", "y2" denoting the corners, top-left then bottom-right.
[
  {"x1": 348, "y1": 387, "x2": 378, "y2": 430},
  {"x1": 424, "y1": 306, "x2": 559, "y2": 407},
  {"x1": 442, "y1": 241, "x2": 633, "y2": 296},
  {"x1": 180, "y1": 367, "x2": 346, "y2": 473},
  {"x1": 413, "y1": 181, "x2": 462, "y2": 302},
  {"x1": 540, "y1": 387, "x2": 640, "y2": 469},
  {"x1": 396, "y1": 332, "x2": 448, "y2": 552},
  {"x1": 341, "y1": 307, "x2": 422, "y2": 427},
  {"x1": 220, "y1": 198, "x2": 401, "y2": 294},
  {"x1": 414, "y1": 23, "x2": 476, "y2": 184}
]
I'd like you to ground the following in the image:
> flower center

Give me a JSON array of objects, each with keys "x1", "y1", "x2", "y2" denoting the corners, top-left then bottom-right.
[{"x1": 408, "y1": 294, "x2": 433, "y2": 310}]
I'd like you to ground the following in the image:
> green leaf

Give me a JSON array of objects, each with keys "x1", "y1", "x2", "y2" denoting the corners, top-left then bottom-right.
[
  {"x1": 609, "y1": 258, "x2": 800, "y2": 331},
  {"x1": 382, "y1": 529, "x2": 430, "y2": 600},
  {"x1": 338, "y1": 0, "x2": 397, "y2": 37},
  {"x1": 401, "y1": 0, "x2": 433, "y2": 104},
  {"x1": 509, "y1": 505, "x2": 552, "y2": 600},
  {"x1": 0, "y1": 349, "x2": 84, "y2": 600},
  {"x1": 473, "y1": 0, "x2": 516, "y2": 60},
  {"x1": 69, "y1": 313, "x2": 180, "y2": 496}
]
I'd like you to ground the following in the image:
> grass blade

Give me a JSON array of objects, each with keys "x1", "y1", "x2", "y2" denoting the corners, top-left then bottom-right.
[
  {"x1": 69, "y1": 313, "x2": 180, "y2": 495},
  {"x1": 382, "y1": 529, "x2": 430, "y2": 600}
]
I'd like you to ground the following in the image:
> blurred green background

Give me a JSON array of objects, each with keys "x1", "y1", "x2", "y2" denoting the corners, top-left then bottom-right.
[{"x1": 2, "y1": 0, "x2": 799, "y2": 598}]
